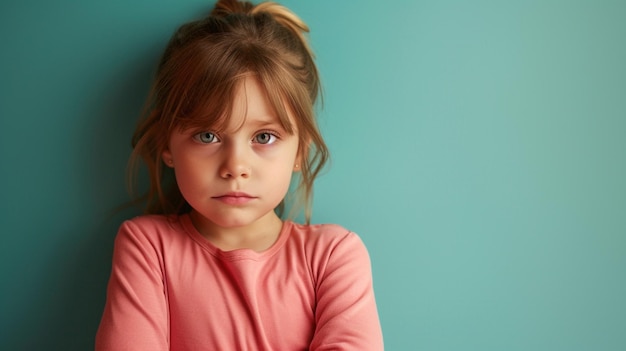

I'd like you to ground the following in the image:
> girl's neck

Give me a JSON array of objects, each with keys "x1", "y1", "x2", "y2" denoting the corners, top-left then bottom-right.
[{"x1": 189, "y1": 211, "x2": 284, "y2": 253}]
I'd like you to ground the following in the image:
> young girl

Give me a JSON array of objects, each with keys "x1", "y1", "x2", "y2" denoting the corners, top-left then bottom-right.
[{"x1": 96, "y1": 0, "x2": 383, "y2": 349}]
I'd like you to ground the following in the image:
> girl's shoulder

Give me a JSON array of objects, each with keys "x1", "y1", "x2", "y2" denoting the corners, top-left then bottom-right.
[
  {"x1": 283, "y1": 222, "x2": 373, "y2": 283},
  {"x1": 285, "y1": 221, "x2": 367, "y2": 253},
  {"x1": 121, "y1": 213, "x2": 181, "y2": 230},
  {"x1": 288, "y1": 221, "x2": 351, "y2": 238},
  {"x1": 116, "y1": 214, "x2": 186, "y2": 243}
]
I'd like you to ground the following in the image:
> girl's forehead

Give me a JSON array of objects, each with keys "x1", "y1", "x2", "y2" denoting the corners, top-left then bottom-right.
[{"x1": 232, "y1": 77, "x2": 277, "y2": 116}]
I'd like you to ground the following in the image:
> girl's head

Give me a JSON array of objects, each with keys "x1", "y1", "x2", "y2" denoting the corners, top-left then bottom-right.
[{"x1": 130, "y1": 0, "x2": 328, "y2": 223}]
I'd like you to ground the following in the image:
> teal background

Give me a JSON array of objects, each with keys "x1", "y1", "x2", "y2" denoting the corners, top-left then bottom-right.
[{"x1": 1, "y1": 0, "x2": 625, "y2": 350}]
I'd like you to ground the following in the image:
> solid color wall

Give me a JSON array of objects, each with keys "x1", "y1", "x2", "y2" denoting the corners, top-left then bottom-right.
[{"x1": 1, "y1": 1, "x2": 625, "y2": 350}]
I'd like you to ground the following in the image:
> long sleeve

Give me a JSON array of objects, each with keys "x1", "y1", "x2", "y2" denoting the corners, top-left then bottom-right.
[
  {"x1": 96, "y1": 217, "x2": 383, "y2": 350},
  {"x1": 95, "y1": 220, "x2": 169, "y2": 351},
  {"x1": 309, "y1": 232, "x2": 384, "y2": 350}
]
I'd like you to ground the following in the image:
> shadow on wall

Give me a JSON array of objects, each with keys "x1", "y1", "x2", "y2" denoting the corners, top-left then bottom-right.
[{"x1": 4, "y1": 49, "x2": 156, "y2": 350}]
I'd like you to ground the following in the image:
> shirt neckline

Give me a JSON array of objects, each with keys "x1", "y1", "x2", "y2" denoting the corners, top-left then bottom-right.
[{"x1": 179, "y1": 213, "x2": 293, "y2": 261}]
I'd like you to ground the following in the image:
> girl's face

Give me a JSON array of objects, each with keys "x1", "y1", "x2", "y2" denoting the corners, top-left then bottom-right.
[{"x1": 162, "y1": 76, "x2": 301, "y2": 231}]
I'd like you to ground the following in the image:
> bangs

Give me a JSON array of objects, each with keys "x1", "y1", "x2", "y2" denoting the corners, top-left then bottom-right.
[
  {"x1": 256, "y1": 62, "x2": 305, "y2": 135},
  {"x1": 158, "y1": 43, "x2": 241, "y2": 133},
  {"x1": 173, "y1": 74, "x2": 239, "y2": 134},
  {"x1": 171, "y1": 73, "x2": 300, "y2": 136},
  {"x1": 159, "y1": 46, "x2": 303, "y2": 136}
]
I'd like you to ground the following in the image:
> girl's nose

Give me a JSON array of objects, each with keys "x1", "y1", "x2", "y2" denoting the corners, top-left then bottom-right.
[{"x1": 219, "y1": 143, "x2": 251, "y2": 179}]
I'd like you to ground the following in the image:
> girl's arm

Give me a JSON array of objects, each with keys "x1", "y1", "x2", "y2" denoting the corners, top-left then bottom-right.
[
  {"x1": 309, "y1": 232, "x2": 384, "y2": 350},
  {"x1": 95, "y1": 220, "x2": 169, "y2": 351}
]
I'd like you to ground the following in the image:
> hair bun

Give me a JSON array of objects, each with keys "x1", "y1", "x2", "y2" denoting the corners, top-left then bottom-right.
[
  {"x1": 252, "y1": 2, "x2": 313, "y2": 56},
  {"x1": 211, "y1": 1, "x2": 313, "y2": 58}
]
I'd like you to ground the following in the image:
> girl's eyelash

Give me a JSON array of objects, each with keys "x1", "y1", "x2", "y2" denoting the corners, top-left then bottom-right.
[
  {"x1": 253, "y1": 129, "x2": 281, "y2": 145},
  {"x1": 256, "y1": 129, "x2": 281, "y2": 138},
  {"x1": 192, "y1": 131, "x2": 220, "y2": 143}
]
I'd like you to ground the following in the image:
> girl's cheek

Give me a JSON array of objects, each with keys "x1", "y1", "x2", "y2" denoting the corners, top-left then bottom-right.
[
  {"x1": 186, "y1": 142, "x2": 220, "y2": 157},
  {"x1": 253, "y1": 145, "x2": 285, "y2": 158}
]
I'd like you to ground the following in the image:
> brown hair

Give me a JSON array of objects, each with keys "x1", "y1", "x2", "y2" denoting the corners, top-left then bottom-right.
[{"x1": 129, "y1": 0, "x2": 328, "y2": 223}]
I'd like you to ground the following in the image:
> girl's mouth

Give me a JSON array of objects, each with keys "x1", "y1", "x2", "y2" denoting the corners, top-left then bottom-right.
[{"x1": 212, "y1": 192, "x2": 256, "y2": 205}]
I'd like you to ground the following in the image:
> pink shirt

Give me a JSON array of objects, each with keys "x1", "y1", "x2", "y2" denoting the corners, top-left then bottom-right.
[{"x1": 96, "y1": 214, "x2": 383, "y2": 350}]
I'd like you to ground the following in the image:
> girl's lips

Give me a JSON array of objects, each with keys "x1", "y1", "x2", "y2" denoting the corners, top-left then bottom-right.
[{"x1": 212, "y1": 193, "x2": 256, "y2": 205}]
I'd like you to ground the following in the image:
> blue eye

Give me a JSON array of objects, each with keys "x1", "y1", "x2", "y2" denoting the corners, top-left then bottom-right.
[
  {"x1": 254, "y1": 132, "x2": 277, "y2": 145},
  {"x1": 193, "y1": 132, "x2": 218, "y2": 144}
]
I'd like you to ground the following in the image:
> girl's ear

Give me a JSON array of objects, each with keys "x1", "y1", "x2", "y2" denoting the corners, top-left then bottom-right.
[{"x1": 162, "y1": 149, "x2": 174, "y2": 168}]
